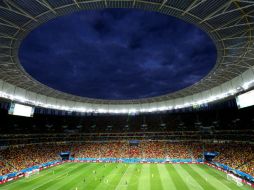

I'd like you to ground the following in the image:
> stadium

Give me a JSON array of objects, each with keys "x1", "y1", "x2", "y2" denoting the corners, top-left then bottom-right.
[{"x1": 0, "y1": 0, "x2": 254, "y2": 189}]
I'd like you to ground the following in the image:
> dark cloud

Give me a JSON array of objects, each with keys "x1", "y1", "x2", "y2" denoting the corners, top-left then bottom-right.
[{"x1": 19, "y1": 9, "x2": 216, "y2": 100}]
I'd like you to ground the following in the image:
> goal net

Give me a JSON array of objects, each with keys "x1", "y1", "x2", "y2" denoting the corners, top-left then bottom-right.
[
  {"x1": 24, "y1": 169, "x2": 40, "y2": 178},
  {"x1": 227, "y1": 173, "x2": 243, "y2": 186}
]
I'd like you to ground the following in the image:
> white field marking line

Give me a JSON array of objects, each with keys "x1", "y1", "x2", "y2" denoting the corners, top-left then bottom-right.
[
  {"x1": 31, "y1": 165, "x2": 80, "y2": 190},
  {"x1": 186, "y1": 177, "x2": 203, "y2": 190},
  {"x1": 207, "y1": 165, "x2": 249, "y2": 189},
  {"x1": 205, "y1": 165, "x2": 234, "y2": 181},
  {"x1": 70, "y1": 163, "x2": 111, "y2": 189},
  {"x1": 172, "y1": 164, "x2": 203, "y2": 190},
  {"x1": 0, "y1": 180, "x2": 21, "y2": 189},
  {"x1": 114, "y1": 164, "x2": 137, "y2": 190},
  {"x1": 69, "y1": 164, "x2": 110, "y2": 190},
  {"x1": 191, "y1": 165, "x2": 232, "y2": 190},
  {"x1": 138, "y1": 164, "x2": 150, "y2": 190},
  {"x1": 25, "y1": 168, "x2": 60, "y2": 182},
  {"x1": 1, "y1": 164, "x2": 76, "y2": 189},
  {"x1": 25, "y1": 174, "x2": 43, "y2": 182},
  {"x1": 92, "y1": 164, "x2": 129, "y2": 190},
  {"x1": 52, "y1": 163, "x2": 101, "y2": 190},
  {"x1": 92, "y1": 164, "x2": 126, "y2": 190},
  {"x1": 203, "y1": 165, "x2": 238, "y2": 185},
  {"x1": 25, "y1": 165, "x2": 68, "y2": 183},
  {"x1": 208, "y1": 166, "x2": 231, "y2": 180},
  {"x1": 24, "y1": 164, "x2": 66, "y2": 182},
  {"x1": 31, "y1": 171, "x2": 71, "y2": 190},
  {"x1": 0, "y1": 166, "x2": 63, "y2": 188},
  {"x1": 44, "y1": 164, "x2": 95, "y2": 190},
  {"x1": 32, "y1": 172, "x2": 68, "y2": 190},
  {"x1": 0, "y1": 174, "x2": 46, "y2": 190},
  {"x1": 157, "y1": 164, "x2": 176, "y2": 190}
]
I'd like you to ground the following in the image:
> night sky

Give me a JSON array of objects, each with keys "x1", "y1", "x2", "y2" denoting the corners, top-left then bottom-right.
[{"x1": 19, "y1": 9, "x2": 216, "y2": 100}]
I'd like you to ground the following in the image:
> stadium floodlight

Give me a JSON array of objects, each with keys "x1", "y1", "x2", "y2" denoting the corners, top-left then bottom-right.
[
  {"x1": 160, "y1": 123, "x2": 166, "y2": 127},
  {"x1": 167, "y1": 106, "x2": 173, "y2": 110},
  {"x1": 183, "y1": 103, "x2": 191, "y2": 107},
  {"x1": 45, "y1": 124, "x2": 53, "y2": 128},
  {"x1": 228, "y1": 89, "x2": 237, "y2": 95},
  {"x1": 128, "y1": 109, "x2": 137, "y2": 113},
  {"x1": 76, "y1": 125, "x2": 83, "y2": 129},
  {"x1": 0, "y1": 75, "x2": 253, "y2": 114},
  {"x1": 242, "y1": 79, "x2": 254, "y2": 90},
  {"x1": 77, "y1": 108, "x2": 85, "y2": 112},
  {"x1": 145, "y1": 107, "x2": 156, "y2": 112},
  {"x1": 12, "y1": 95, "x2": 27, "y2": 103},
  {"x1": 97, "y1": 108, "x2": 107, "y2": 113},
  {"x1": 61, "y1": 106, "x2": 70, "y2": 110},
  {"x1": 175, "y1": 104, "x2": 184, "y2": 109},
  {"x1": 109, "y1": 109, "x2": 116, "y2": 114},
  {"x1": 110, "y1": 109, "x2": 120, "y2": 114},
  {"x1": 158, "y1": 107, "x2": 166, "y2": 111},
  {"x1": 139, "y1": 108, "x2": 147, "y2": 113},
  {"x1": 62, "y1": 125, "x2": 68, "y2": 129},
  {"x1": 120, "y1": 109, "x2": 128, "y2": 114}
]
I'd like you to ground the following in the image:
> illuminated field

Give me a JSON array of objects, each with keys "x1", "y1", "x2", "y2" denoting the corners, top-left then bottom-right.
[{"x1": 1, "y1": 163, "x2": 252, "y2": 190}]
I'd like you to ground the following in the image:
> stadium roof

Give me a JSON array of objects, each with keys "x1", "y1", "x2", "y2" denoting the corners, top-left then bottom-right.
[{"x1": 0, "y1": 0, "x2": 254, "y2": 112}]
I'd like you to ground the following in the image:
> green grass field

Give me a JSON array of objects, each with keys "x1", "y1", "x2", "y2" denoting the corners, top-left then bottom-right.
[{"x1": 1, "y1": 163, "x2": 253, "y2": 190}]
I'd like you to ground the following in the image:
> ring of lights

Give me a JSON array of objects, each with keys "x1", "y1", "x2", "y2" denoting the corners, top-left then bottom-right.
[{"x1": 0, "y1": 0, "x2": 254, "y2": 113}]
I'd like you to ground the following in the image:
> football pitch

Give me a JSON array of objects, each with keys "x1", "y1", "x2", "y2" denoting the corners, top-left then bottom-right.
[{"x1": 1, "y1": 163, "x2": 253, "y2": 190}]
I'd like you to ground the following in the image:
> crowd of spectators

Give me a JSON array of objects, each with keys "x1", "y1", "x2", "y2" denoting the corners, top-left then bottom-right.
[
  {"x1": 0, "y1": 161, "x2": 12, "y2": 176},
  {"x1": 0, "y1": 142, "x2": 253, "y2": 177},
  {"x1": 0, "y1": 144, "x2": 70, "y2": 176},
  {"x1": 205, "y1": 144, "x2": 253, "y2": 168},
  {"x1": 238, "y1": 160, "x2": 254, "y2": 176}
]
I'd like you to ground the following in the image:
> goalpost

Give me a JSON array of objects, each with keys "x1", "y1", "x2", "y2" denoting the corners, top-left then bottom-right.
[
  {"x1": 226, "y1": 173, "x2": 243, "y2": 186},
  {"x1": 24, "y1": 169, "x2": 40, "y2": 178}
]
